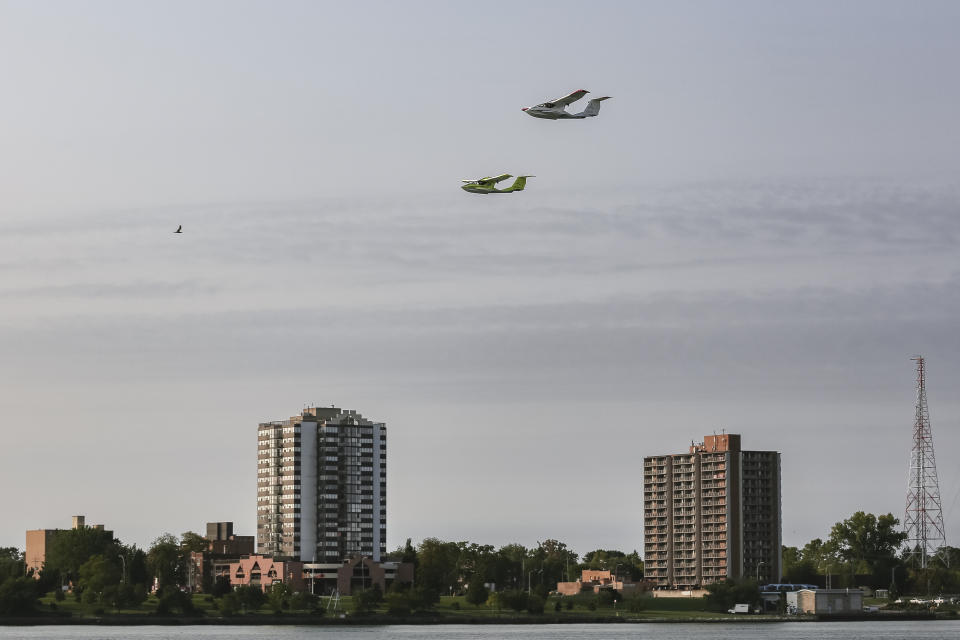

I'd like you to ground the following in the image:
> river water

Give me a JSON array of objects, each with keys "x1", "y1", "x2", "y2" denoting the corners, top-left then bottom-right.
[{"x1": 1, "y1": 622, "x2": 959, "y2": 640}]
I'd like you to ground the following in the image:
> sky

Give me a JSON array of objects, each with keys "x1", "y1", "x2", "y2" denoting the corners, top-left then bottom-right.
[{"x1": 1, "y1": 1, "x2": 959, "y2": 560}]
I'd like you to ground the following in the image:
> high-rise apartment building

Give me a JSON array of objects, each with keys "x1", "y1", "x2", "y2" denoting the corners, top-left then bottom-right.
[
  {"x1": 643, "y1": 433, "x2": 781, "y2": 589},
  {"x1": 257, "y1": 407, "x2": 386, "y2": 562}
]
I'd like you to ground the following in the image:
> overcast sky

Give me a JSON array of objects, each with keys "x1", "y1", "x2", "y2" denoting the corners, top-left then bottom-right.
[{"x1": 2, "y1": 1, "x2": 959, "y2": 560}]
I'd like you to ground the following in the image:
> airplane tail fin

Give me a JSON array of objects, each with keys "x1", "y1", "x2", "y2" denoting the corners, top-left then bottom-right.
[
  {"x1": 507, "y1": 175, "x2": 534, "y2": 191},
  {"x1": 576, "y1": 96, "x2": 611, "y2": 117}
]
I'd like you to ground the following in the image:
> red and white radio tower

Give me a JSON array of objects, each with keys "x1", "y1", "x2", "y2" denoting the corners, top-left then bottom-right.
[{"x1": 903, "y1": 356, "x2": 948, "y2": 568}]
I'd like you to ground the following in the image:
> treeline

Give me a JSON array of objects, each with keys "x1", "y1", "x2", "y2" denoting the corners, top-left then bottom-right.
[
  {"x1": 0, "y1": 529, "x2": 221, "y2": 616},
  {"x1": 782, "y1": 511, "x2": 960, "y2": 596},
  {"x1": 1, "y1": 532, "x2": 643, "y2": 617},
  {"x1": 392, "y1": 538, "x2": 642, "y2": 596},
  {"x1": 376, "y1": 538, "x2": 644, "y2": 615}
]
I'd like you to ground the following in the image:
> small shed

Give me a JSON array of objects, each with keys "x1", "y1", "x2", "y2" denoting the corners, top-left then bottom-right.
[{"x1": 786, "y1": 589, "x2": 863, "y2": 614}]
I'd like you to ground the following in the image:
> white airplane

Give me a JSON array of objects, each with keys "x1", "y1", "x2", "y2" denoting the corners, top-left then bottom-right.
[{"x1": 522, "y1": 89, "x2": 611, "y2": 120}]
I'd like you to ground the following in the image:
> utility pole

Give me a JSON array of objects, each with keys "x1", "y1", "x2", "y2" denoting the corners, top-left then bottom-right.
[{"x1": 904, "y1": 356, "x2": 949, "y2": 569}]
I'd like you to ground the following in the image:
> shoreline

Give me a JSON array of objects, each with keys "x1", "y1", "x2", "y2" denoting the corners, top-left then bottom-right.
[{"x1": 0, "y1": 612, "x2": 941, "y2": 626}]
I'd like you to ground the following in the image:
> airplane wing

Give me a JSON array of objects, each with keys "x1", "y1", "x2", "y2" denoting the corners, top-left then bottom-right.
[
  {"x1": 547, "y1": 89, "x2": 588, "y2": 107},
  {"x1": 464, "y1": 174, "x2": 511, "y2": 186}
]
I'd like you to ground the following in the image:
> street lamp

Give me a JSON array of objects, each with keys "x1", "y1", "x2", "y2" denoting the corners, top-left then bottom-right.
[
  {"x1": 756, "y1": 561, "x2": 765, "y2": 584},
  {"x1": 117, "y1": 553, "x2": 126, "y2": 585},
  {"x1": 528, "y1": 569, "x2": 542, "y2": 593}
]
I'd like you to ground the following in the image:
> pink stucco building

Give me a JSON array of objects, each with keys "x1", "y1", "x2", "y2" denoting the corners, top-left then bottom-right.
[{"x1": 229, "y1": 555, "x2": 305, "y2": 592}]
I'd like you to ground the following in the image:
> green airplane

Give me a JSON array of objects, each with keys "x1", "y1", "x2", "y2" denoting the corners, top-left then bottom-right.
[{"x1": 461, "y1": 174, "x2": 534, "y2": 194}]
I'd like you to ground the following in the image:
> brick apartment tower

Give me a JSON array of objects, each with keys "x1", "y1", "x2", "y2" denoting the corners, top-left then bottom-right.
[
  {"x1": 257, "y1": 407, "x2": 386, "y2": 562},
  {"x1": 643, "y1": 434, "x2": 781, "y2": 588}
]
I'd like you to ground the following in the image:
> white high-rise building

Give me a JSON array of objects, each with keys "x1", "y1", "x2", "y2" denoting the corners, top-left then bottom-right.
[{"x1": 257, "y1": 406, "x2": 386, "y2": 562}]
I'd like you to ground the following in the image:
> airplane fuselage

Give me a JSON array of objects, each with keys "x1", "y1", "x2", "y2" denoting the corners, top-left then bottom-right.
[
  {"x1": 461, "y1": 184, "x2": 511, "y2": 194},
  {"x1": 522, "y1": 107, "x2": 584, "y2": 120}
]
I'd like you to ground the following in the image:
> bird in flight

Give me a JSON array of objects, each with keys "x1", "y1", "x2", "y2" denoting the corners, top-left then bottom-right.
[{"x1": 174, "y1": 225, "x2": 182, "y2": 233}]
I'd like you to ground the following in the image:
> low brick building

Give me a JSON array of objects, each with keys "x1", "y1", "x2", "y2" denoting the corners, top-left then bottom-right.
[
  {"x1": 186, "y1": 522, "x2": 256, "y2": 592},
  {"x1": 303, "y1": 556, "x2": 414, "y2": 596},
  {"x1": 556, "y1": 569, "x2": 638, "y2": 596}
]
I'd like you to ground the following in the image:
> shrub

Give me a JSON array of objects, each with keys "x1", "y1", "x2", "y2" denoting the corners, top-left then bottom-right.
[
  {"x1": 597, "y1": 589, "x2": 620, "y2": 607},
  {"x1": 500, "y1": 589, "x2": 528, "y2": 612},
  {"x1": 385, "y1": 591, "x2": 412, "y2": 616},
  {"x1": 218, "y1": 592, "x2": 241, "y2": 616},
  {"x1": 210, "y1": 576, "x2": 232, "y2": 598},
  {"x1": 409, "y1": 585, "x2": 440, "y2": 611},
  {"x1": 352, "y1": 585, "x2": 384, "y2": 615},
  {"x1": 289, "y1": 590, "x2": 319, "y2": 612},
  {"x1": 234, "y1": 585, "x2": 267, "y2": 611},
  {"x1": 465, "y1": 581, "x2": 489, "y2": 608},
  {"x1": 526, "y1": 595, "x2": 545, "y2": 614},
  {"x1": 626, "y1": 594, "x2": 648, "y2": 613}
]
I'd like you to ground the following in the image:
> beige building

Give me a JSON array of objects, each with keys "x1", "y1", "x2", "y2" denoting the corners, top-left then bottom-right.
[
  {"x1": 258, "y1": 406, "x2": 386, "y2": 562},
  {"x1": 643, "y1": 434, "x2": 781, "y2": 589},
  {"x1": 25, "y1": 515, "x2": 112, "y2": 577}
]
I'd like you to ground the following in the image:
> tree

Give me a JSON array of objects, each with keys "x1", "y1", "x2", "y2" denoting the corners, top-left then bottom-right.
[
  {"x1": 828, "y1": 512, "x2": 907, "y2": 589},
  {"x1": 400, "y1": 538, "x2": 417, "y2": 565},
  {"x1": 0, "y1": 548, "x2": 24, "y2": 582},
  {"x1": 180, "y1": 532, "x2": 210, "y2": 553},
  {"x1": 268, "y1": 582, "x2": 292, "y2": 613},
  {"x1": 352, "y1": 584, "x2": 383, "y2": 615},
  {"x1": 77, "y1": 554, "x2": 122, "y2": 605},
  {"x1": 465, "y1": 579, "x2": 489, "y2": 607},
  {"x1": 829, "y1": 512, "x2": 907, "y2": 568},
  {"x1": 44, "y1": 527, "x2": 117, "y2": 586},
  {"x1": 458, "y1": 542, "x2": 497, "y2": 586},
  {"x1": 147, "y1": 534, "x2": 183, "y2": 591},
  {"x1": 491, "y1": 543, "x2": 528, "y2": 590},
  {"x1": 704, "y1": 578, "x2": 759, "y2": 612},
  {"x1": 529, "y1": 539, "x2": 579, "y2": 588},
  {"x1": 782, "y1": 545, "x2": 819, "y2": 584},
  {"x1": 415, "y1": 538, "x2": 461, "y2": 595},
  {"x1": 0, "y1": 577, "x2": 38, "y2": 615}
]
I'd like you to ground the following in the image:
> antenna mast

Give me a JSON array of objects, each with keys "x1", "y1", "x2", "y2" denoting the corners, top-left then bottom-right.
[{"x1": 903, "y1": 356, "x2": 948, "y2": 568}]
